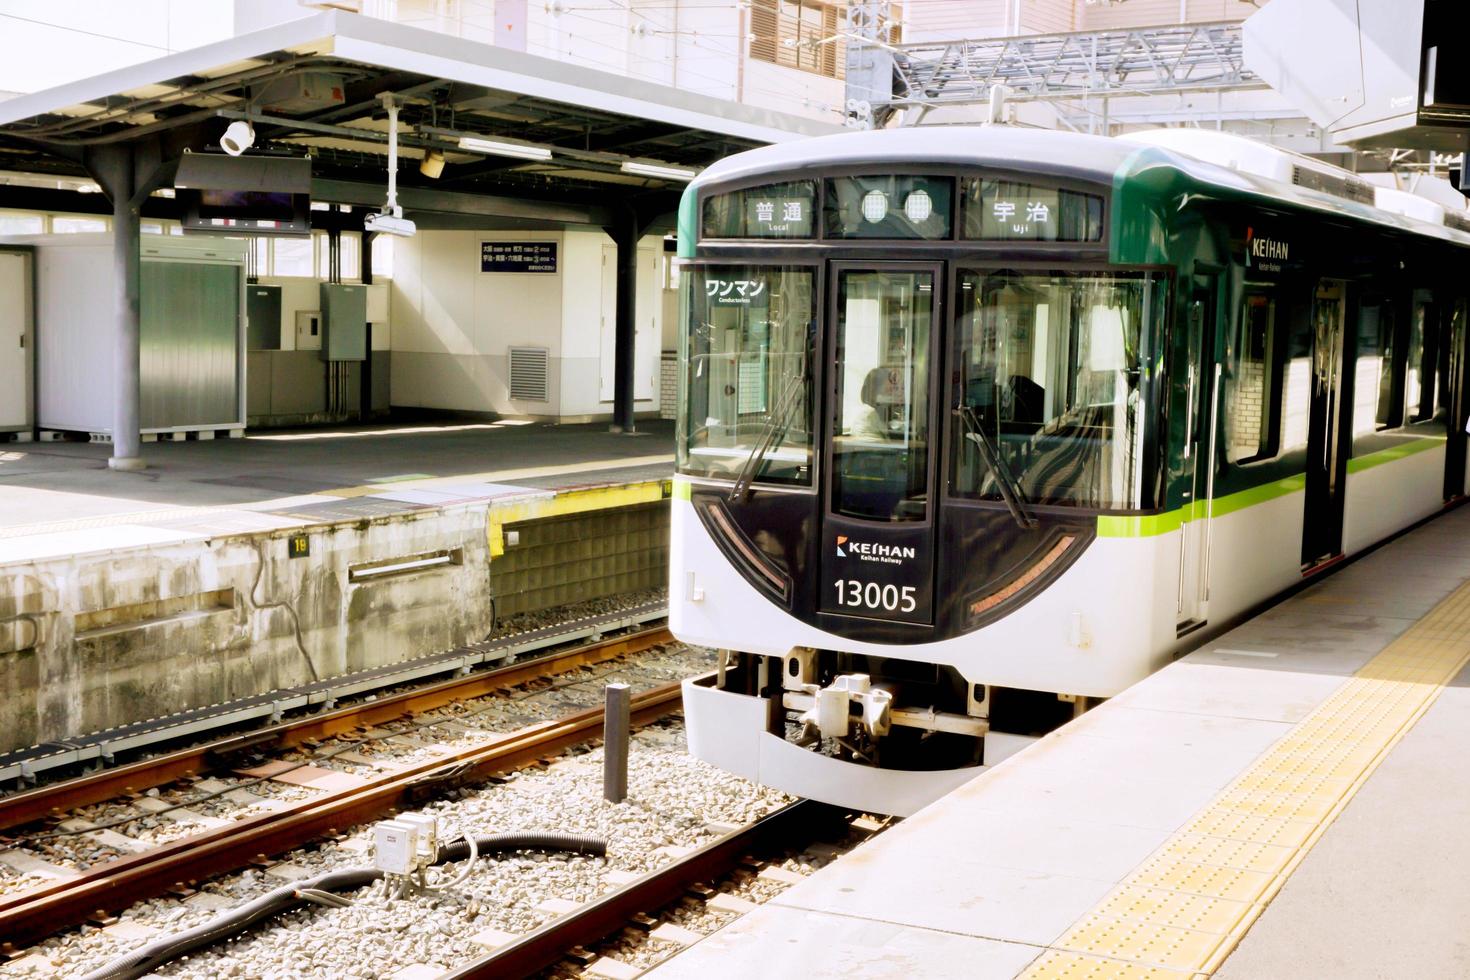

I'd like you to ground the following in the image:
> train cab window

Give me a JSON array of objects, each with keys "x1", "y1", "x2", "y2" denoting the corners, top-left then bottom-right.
[
  {"x1": 950, "y1": 270, "x2": 1155, "y2": 510},
  {"x1": 1226, "y1": 293, "x2": 1281, "y2": 463},
  {"x1": 831, "y1": 269, "x2": 934, "y2": 521},
  {"x1": 678, "y1": 265, "x2": 816, "y2": 486}
]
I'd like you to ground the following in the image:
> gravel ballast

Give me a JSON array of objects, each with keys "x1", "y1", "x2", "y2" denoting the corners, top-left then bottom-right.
[{"x1": 7, "y1": 719, "x2": 795, "y2": 980}]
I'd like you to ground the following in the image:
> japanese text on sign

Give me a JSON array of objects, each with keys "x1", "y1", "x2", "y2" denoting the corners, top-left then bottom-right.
[
  {"x1": 481, "y1": 241, "x2": 558, "y2": 273},
  {"x1": 745, "y1": 197, "x2": 811, "y2": 237},
  {"x1": 705, "y1": 278, "x2": 767, "y2": 305},
  {"x1": 962, "y1": 178, "x2": 1103, "y2": 242}
]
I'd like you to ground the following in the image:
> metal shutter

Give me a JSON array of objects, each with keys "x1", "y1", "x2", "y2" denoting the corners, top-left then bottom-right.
[{"x1": 508, "y1": 346, "x2": 550, "y2": 402}]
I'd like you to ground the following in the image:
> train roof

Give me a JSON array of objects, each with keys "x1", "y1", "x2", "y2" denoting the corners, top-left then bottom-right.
[
  {"x1": 689, "y1": 125, "x2": 1470, "y2": 249},
  {"x1": 693, "y1": 125, "x2": 1133, "y2": 188}
]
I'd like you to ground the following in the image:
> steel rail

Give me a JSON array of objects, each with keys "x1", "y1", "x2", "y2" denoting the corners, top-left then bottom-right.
[
  {"x1": 0, "y1": 687, "x2": 682, "y2": 948},
  {"x1": 443, "y1": 799, "x2": 840, "y2": 979},
  {"x1": 0, "y1": 625, "x2": 671, "y2": 833}
]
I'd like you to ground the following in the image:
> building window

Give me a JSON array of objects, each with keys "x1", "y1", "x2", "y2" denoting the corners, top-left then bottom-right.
[
  {"x1": 0, "y1": 212, "x2": 44, "y2": 235},
  {"x1": 371, "y1": 235, "x2": 395, "y2": 280},
  {"x1": 51, "y1": 216, "x2": 108, "y2": 234},
  {"x1": 750, "y1": 1, "x2": 846, "y2": 78},
  {"x1": 272, "y1": 237, "x2": 315, "y2": 278}
]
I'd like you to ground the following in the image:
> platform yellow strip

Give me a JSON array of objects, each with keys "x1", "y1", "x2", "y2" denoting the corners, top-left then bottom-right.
[
  {"x1": 485, "y1": 481, "x2": 668, "y2": 556},
  {"x1": 1021, "y1": 576, "x2": 1470, "y2": 980}
]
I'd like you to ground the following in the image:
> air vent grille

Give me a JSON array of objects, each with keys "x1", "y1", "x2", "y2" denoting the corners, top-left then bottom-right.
[
  {"x1": 508, "y1": 346, "x2": 550, "y2": 402},
  {"x1": 1292, "y1": 165, "x2": 1374, "y2": 205}
]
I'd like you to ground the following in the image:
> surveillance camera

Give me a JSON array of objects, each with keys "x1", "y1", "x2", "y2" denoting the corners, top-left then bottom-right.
[
  {"x1": 364, "y1": 211, "x2": 416, "y2": 238},
  {"x1": 221, "y1": 120, "x2": 255, "y2": 157}
]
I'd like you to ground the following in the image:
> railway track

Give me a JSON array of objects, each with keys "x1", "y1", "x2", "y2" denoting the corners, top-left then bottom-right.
[
  {"x1": 447, "y1": 801, "x2": 881, "y2": 979},
  {"x1": 0, "y1": 626, "x2": 681, "y2": 952}
]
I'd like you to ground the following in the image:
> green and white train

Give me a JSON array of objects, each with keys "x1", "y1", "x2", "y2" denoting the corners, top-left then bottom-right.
[{"x1": 671, "y1": 125, "x2": 1470, "y2": 816}]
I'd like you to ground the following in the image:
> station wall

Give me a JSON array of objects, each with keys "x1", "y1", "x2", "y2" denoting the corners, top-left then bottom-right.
[
  {"x1": 388, "y1": 228, "x2": 664, "y2": 421},
  {"x1": 244, "y1": 275, "x2": 391, "y2": 427}
]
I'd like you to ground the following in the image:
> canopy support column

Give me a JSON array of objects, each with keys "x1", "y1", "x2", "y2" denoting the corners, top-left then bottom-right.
[{"x1": 87, "y1": 144, "x2": 145, "y2": 471}]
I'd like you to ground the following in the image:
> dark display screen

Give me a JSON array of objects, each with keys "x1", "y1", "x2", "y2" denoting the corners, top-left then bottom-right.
[
  {"x1": 702, "y1": 181, "x2": 816, "y2": 239},
  {"x1": 823, "y1": 175, "x2": 953, "y2": 240},
  {"x1": 1424, "y1": 0, "x2": 1470, "y2": 112},
  {"x1": 961, "y1": 179, "x2": 1104, "y2": 242},
  {"x1": 181, "y1": 188, "x2": 311, "y2": 237},
  {"x1": 195, "y1": 189, "x2": 298, "y2": 222}
]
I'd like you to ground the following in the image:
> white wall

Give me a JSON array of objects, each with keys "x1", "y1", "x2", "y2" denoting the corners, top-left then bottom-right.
[
  {"x1": 0, "y1": 0, "x2": 233, "y2": 98},
  {"x1": 389, "y1": 227, "x2": 662, "y2": 420}
]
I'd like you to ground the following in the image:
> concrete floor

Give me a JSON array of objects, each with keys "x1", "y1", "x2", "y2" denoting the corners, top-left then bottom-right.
[
  {"x1": 0, "y1": 419, "x2": 675, "y2": 530},
  {"x1": 1217, "y1": 659, "x2": 1470, "y2": 980}
]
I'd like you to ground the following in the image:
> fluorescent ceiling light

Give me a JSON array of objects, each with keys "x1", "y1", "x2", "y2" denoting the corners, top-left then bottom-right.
[
  {"x1": 620, "y1": 160, "x2": 698, "y2": 181},
  {"x1": 457, "y1": 136, "x2": 552, "y2": 161}
]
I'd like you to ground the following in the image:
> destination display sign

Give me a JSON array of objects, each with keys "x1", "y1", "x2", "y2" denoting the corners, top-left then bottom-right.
[
  {"x1": 481, "y1": 241, "x2": 558, "y2": 273},
  {"x1": 961, "y1": 179, "x2": 1104, "y2": 242},
  {"x1": 702, "y1": 180, "x2": 817, "y2": 239}
]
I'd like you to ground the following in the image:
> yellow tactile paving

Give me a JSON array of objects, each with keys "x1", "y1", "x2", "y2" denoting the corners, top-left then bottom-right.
[
  {"x1": 1021, "y1": 574, "x2": 1470, "y2": 979},
  {"x1": 1024, "y1": 951, "x2": 1199, "y2": 978}
]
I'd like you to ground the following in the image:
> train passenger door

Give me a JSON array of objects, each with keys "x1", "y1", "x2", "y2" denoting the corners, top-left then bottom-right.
[
  {"x1": 819, "y1": 264, "x2": 941, "y2": 625},
  {"x1": 1302, "y1": 280, "x2": 1351, "y2": 568},
  {"x1": 1177, "y1": 274, "x2": 1219, "y2": 634},
  {"x1": 1443, "y1": 297, "x2": 1468, "y2": 500}
]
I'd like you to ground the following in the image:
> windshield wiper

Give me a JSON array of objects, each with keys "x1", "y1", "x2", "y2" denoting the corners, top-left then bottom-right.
[
  {"x1": 730, "y1": 374, "x2": 806, "y2": 503},
  {"x1": 955, "y1": 405, "x2": 1038, "y2": 530}
]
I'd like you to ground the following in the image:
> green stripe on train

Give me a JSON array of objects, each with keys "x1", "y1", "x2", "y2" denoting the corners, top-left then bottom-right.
[
  {"x1": 1097, "y1": 475, "x2": 1304, "y2": 537},
  {"x1": 1344, "y1": 435, "x2": 1444, "y2": 473},
  {"x1": 1098, "y1": 438, "x2": 1443, "y2": 537}
]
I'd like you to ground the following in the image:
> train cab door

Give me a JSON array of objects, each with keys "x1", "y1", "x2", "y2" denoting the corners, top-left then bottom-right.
[
  {"x1": 819, "y1": 263, "x2": 942, "y2": 626},
  {"x1": 1302, "y1": 279, "x2": 1351, "y2": 569},
  {"x1": 1176, "y1": 274, "x2": 1220, "y2": 635}
]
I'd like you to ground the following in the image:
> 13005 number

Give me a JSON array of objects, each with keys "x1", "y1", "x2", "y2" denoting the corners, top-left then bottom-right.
[{"x1": 834, "y1": 579, "x2": 917, "y2": 613}]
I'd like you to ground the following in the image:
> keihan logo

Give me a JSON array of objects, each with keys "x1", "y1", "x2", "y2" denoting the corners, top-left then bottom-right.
[{"x1": 834, "y1": 536, "x2": 916, "y2": 564}]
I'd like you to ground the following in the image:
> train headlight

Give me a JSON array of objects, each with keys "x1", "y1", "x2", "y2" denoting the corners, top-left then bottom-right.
[
  {"x1": 903, "y1": 190, "x2": 933, "y2": 223},
  {"x1": 861, "y1": 189, "x2": 889, "y2": 223}
]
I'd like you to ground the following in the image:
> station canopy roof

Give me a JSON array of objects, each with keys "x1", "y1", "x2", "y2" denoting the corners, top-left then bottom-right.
[{"x1": 0, "y1": 10, "x2": 840, "y2": 229}]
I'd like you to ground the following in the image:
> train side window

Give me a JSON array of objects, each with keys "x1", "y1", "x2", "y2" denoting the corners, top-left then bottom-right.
[
  {"x1": 1350, "y1": 295, "x2": 1399, "y2": 438},
  {"x1": 1225, "y1": 292, "x2": 1281, "y2": 463},
  {"x1": 1279, "y1": 296, "x2": 1314, "y2": 457},
  {"x1": 1406, "y1": 293, "x2": 1439, "y2": 424}
]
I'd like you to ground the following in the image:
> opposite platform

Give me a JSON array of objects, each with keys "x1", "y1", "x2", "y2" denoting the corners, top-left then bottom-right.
[
  {"x1": 649, "y1": 503, "x2": 1470, "y2": 979},
  {"x1": 0, "y1": 420, "x2": 675, "y2": 756}
]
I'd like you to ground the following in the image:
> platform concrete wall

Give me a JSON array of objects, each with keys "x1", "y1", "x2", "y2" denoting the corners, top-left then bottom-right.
[
  {"x1": 0, "y1": 496, "x2": 671, "y2": 754},
  {"x1": 0, "y1": 506, "x2": 489, "y2": 753}
]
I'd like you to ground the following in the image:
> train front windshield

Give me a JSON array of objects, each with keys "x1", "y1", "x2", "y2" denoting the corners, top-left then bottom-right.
[
  {"x1": 679, "y1": 266, "x2": 815, "y2": 487},
  {"x1": 952, "y1": 271, "x2": 1161, "y2": 510}
]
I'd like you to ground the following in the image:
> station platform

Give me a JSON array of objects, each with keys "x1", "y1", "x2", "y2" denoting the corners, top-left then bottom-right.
[
  {"x1": 650, "y1": 503, "x2": 1470, "y2": 979},
  {"x1": 0, "y1": 420, "x2": 675, "y2": 758},
  {"x1": 0, "y1": 419, "x2": 674, "y2": 556}
]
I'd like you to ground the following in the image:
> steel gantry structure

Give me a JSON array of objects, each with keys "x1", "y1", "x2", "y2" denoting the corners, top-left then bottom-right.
[{"x1": 853, "y1": 21, "x2": 1266, "y2": 129}]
